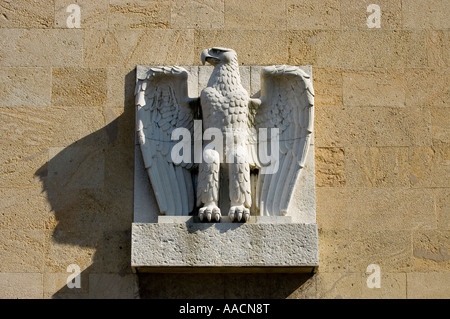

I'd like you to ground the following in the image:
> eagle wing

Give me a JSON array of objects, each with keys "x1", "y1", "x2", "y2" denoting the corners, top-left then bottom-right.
[
  {"x1": 252, "y1": 65, "x2": 314, "y2": 216},
  {"x1": 135, "y1": 66, "x2": 196, "y2": 216}
]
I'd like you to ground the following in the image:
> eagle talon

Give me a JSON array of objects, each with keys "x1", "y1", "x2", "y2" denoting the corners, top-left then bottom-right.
[
  {"x1": 229, "y1": 205, "x2": 250, "y2": 223},
  {"x1": 199, "y1": 203, "x2": 221, "y2": 222}
]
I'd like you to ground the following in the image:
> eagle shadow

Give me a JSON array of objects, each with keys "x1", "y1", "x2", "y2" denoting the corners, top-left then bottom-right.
[{"x1": 34, "y1": 68, "x2": 314, "y2": 299}]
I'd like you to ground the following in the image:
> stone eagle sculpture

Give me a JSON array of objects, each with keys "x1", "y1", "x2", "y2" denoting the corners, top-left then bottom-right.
[{"x1": 135, "y1": 47, "x2": 314, "y2": 222}]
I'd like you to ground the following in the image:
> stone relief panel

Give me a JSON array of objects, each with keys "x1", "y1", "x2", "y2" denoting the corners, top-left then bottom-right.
[{"x1": 134, "y1": 47, "x2": 315, "y2": 225}]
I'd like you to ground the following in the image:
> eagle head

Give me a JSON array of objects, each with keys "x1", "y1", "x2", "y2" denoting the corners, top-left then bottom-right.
[{"x1": 201, "y1": 47, "x2": 237, "y2": 66}]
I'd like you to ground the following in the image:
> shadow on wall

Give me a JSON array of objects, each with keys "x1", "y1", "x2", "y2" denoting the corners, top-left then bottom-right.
[{"x1": 35, "y1": 68, "x2": 314, "y2": 299}]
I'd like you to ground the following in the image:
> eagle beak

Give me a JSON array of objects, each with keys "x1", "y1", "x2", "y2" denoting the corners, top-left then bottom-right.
[{"x1": 201, "y1": 49, "x2": 210, "y2": 65}]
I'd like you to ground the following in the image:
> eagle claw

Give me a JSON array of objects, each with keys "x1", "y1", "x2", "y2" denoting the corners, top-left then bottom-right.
[
  {"x1": 199, "y1": 204, "x2": 221, "y2": 222},
  {"x1": 228, "y1": 205, "x2": 250, "y2": 222}
]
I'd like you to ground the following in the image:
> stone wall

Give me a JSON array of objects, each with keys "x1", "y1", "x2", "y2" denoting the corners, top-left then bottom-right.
[{"x1": 0, "y1": 0, "x2": 448, "y2": 298}]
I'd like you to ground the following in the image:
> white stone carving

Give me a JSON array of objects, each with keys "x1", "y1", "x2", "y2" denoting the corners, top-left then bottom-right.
[{"x1": 135, "y1": 47, "x2": 314, "y2": 222}]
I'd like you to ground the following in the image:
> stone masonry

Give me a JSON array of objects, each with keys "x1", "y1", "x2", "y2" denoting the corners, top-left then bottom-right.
[{"x1": 0, "y1": 0, "x2": 448, "y2": 298}]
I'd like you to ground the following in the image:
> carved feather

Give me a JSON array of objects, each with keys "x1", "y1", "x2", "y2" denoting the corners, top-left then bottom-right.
[
  {"x1": 136, "y1": 66, "x2": 197, "y2": 216},
  {"x1": 252, "y1": 66, "x2": 314, "y2": 216}
]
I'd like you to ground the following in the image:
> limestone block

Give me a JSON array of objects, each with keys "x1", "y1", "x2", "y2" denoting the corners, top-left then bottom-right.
[
  {"x1": 288, "y1": 30, "x2": 427, "y2": 69},
  {"x1": 54, "y1": 0, "x2": 109, "y2": 29},
  {"x1": 288, "y1": 31, "x2": 340, "y2": 68},
  {"x1": 402, "y1": 0, "x2": 450, "y2": 30},
  {"x1": 343, "y1": 71, "x2": 406, "y2": 107},
  {"x1": 413, "y1": 230, "x2": 450, "y2": 272},
  {"x1": 108, "y1": 0, "x2": 170, "y2": 29},
  {"x1": 313, "y1": 68, "x2": 342, "y2": 107},
  {"x1": 287, "y1": 0, "x2": 340, "y2": 30},
  {"x1": 138, "y1": 273, "x2": 226, "y2": 298},
  {"x1": 88, "y1": 274, "x2": 138, "y2": 299},
  {"x1": 317, "y1": 188, "x2": 436, "y2": 231},
  {"x1": 83, "y1": 29, "x2": 141, "y2": 67},
  {"x1": 0, "y1": 67, "x2": 51, "y2": 107},
  {"x1": 340, "y1": 0, "x2": 402, "y2": 29},
  {"x1": 404, "y1": 31, "x2": 429, "y2": 68},
  {"x1": 361, "y1": 272, "x2": 407, "y2": 299},
  {"x1": 284, "y1": 275, "x2": 317, "y2": 299},
  {"x1": 43, "y1": 272, "x2": 89, "y2": 299},
  {"x1": 315, "y1": 106, "x2": 432, "y2": 147},
  {"x1": 132, "y1": 222, "x2": 318, "y2": 272},
  {"x1": 407, "y1": 272, "x2": 450, "y2": 299},
  {"x1": 345, "y1": 147, "x2": 410, "y2": 188},
  {"x1": 171, "y1": 0, "x2": 225, "y2": 29},
  {"x1": 0, "y1": 106, "x2": 105, "y2": 150},
  {"x1": 195, "y1": 30, "x2": 288, "y2": 65},
  {"x1": 43, "y1": 188, "x2": 132, "y2": 234},
  {"x1": 0, "y1": 29, "x2": 82, "y2": 67},
  {"x1": 0, "y1": 187, "x2": 50, "y2": 230},
  {"x1": 316, "y1": 272, "x2": 362, "y2": 298},
  {"x1": 223, "y1": 273, "x2": 316, "y2": 299},
  {"x1": 427, "y1": 31, "x2": 449, "y2": 67},
  {"x1": 44, "y1": 230, "x2": 97, "y2": 272},
  {"x1": 0, "y1": 273, "x2": 43, "y2": 299},
  {"x1": 49, "y1": 107, "x2": 107, "y2": 147},
  {"x1": 0, "y1": 107, "x2": 59, "y2": 147},
  {"x1": 435, "y1": 188, "x2": 449, "y2": 230},
  {"x1": 225, "y1": 0, "x2": 286, "y2": 30},
  {"x1": 443, "y1": 31, "x2": 450, "y2": 66},
  {"x1": 83, "y1": 29, "x2": 194, "y2": 68},
  {"x1": 87, "y1": 230, "x2": 133, "y2": 273},
  {"x1": 406, "y1": 145, "x2": 449, "y2": 188},
  {"x1": 51, "y1": 68, "x2": 107, "y2": 107},
  {"x1": 405, "y1": 68, "x2": 450, "y2": 107},
  {"x1": 0, "y1": 230, "x2": 45, "y2": 273},
  {"x1": 318, "y1": 230, "x2": 413, "y2": 273},
  {"x1": 315, "y1": 147, "x2": 345, "y2": 187},
  {"x1": 106, "y1": 68, "x2": 136, "y2": 107},
  {"x1": 0, "y1": 145, "x2": 48, "y2": 188},
  {"x1": 0, "y1": 0, "x2": 54, "y2": 28},
  {"x1": 48, "y1": 146, "x2": 105, "y2": 190}
]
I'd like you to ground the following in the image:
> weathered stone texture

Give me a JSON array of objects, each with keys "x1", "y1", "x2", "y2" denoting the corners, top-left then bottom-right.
[
  {"x1": 407, "y1": 272, "x2": 450, "y2": 299},
  {"x1": 171, "y1": 0, "x2": 224, "y2": 29},
  {"x1": 0, "y1": 68, "x2": 52, "y2": 107},
  {"x1": 317, "y1": 187, "x2": 436, "y2": 232},
  {"x1": 288, "y1": 30, "x2": 428, "y2": 69},
  {"x1": 402, "y1": 0, "x2": 450, "y2": 30},
  {"x1": 315, "y1": 106, "x2": 432, "y2": 148},
  {"x1": 83, "y1": 29, "x2": 194, "y2": 68},
  {"x1": 0, "y1": 1, "x2": 448, "y2": 299},
  {"x1": 54, "y1": 0, "x2": 109, "y2": 30},
  {"x1": 287, "y1": 0, "x2": 340, "y2": 30},
  {"x1": 132, "y1": 222, "x2": 319, "y2": 270},
  {"x1": 52, "y1": 68, "x2": 107, "y2": 107},
  {"x1": 195, "y1": 30, "x2": 288, "y2": 65},
  {"x1": 340, "y1": 0, "x2": 402, "y2": 30},
  {"x1": 225, "y1": 0, "x2": 286, "y2": 30},
  {"x1": 315, "y1": 147, "x2": 345, "y2": 187},
  {"x1": 0, "y1": 29, "x2": 82, "y2": 67},
  {"x1": 0, "y1": 0, "x2": 54, "y2": 28},
  {"x1": 108, "y1": 0, "x2": 170, "y2": 29},
  {"x1": 0, "y1": 273, "x2": 43, "y2": 299}
]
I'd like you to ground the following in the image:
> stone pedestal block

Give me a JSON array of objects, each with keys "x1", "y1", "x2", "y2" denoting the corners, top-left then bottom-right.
[{"x1": 131, "y1": 220, "x2": 318, "y2": 273}]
